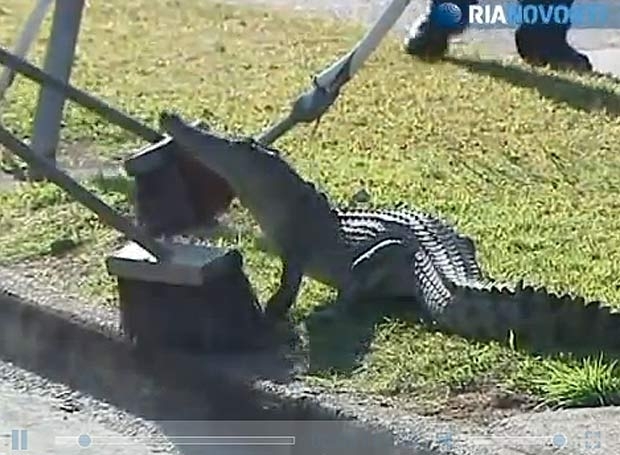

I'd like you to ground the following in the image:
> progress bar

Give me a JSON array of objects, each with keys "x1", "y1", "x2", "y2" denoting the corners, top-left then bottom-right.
[{"x1": 55, "y1": 434, "x2": 296, "y2": 448}]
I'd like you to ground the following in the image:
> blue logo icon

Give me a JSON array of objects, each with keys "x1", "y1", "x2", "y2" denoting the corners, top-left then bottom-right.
[{"x1": 433, "y1": 2, "x2": 463, "y2": 29}]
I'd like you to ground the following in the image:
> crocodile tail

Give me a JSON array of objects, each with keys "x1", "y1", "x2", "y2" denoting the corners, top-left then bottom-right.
[{"x1": 436, "y1": 281, "x2": 620, "y2": 354}]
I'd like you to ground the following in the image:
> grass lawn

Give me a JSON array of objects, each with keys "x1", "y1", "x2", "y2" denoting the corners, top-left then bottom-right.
[{"x1": 2, "y1": 0, "x2": 620, "y2": 413}]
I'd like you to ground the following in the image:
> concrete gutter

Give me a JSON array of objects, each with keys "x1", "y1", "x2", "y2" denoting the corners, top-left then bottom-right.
[
  {"x1": 0, "y1": 265, "x2": 434, "y2": 454},
  {"x1": 1, "y1": 260, "x2": 620, "y2": 455}
]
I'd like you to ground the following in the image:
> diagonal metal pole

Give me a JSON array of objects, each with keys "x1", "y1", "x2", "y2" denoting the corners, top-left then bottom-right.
[
  {"x1": 0, "y1": 122, "x2": 170, "y2": 261},
  {"x1": 256, "y1": 0, "x2": 412, "y2": 145},
  {"x1": 0, "y1": 47, "x2": 161, "y2": 142},
  {"x1": 0, "y1": 0, "x2": 53, "y2": 172},
  {"x1": 28, "y1": 0, "x2": 85, "y2": 181},
  {"x1": 0, "y1": 0, "x2": 53, "y2": 102}
]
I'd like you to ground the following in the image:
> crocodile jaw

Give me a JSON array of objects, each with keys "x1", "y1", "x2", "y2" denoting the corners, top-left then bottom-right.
[{"x1": 160, "y1": 112, "x2": 352, "y2": 285}]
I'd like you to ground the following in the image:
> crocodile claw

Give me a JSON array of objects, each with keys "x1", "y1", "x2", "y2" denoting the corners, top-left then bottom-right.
[
  {"x1": 264, "y1": 294, "x2": 293, "y2": 321},
  {"x1": 159, "y1": 111, "x2": 183, "y2": 131}
]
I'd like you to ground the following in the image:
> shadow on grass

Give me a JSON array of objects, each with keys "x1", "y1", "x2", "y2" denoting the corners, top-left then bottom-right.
[
  {"x1": 304, "y1": 296, "x2": 620, "y2": 379},
  {"x1": 446, "y1": 56, "x2": 620, "y2": 116},
  {"x1": 304, "y1": 299, "x2": 421, "y2": 375},
  {"x1": 89, "y1": 172, "x2": 135, "y2": 198}
]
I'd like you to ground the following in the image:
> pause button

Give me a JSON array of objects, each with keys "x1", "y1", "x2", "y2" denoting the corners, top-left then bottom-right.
[{"x1": 11, "y1": 429, "x2": 28, "y2": 451}]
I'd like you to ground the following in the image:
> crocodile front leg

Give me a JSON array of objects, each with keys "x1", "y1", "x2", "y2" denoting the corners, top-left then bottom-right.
[{"x1": 264, "y1": 259, "x2": 303, "y2": 320}]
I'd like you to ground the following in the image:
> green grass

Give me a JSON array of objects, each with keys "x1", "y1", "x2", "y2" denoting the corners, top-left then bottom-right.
[
  {"x1": 534, "y1": 356, "x2": 620, "y2": 407},
  {"x1": 2, "y1": 0, "x2": 620, "y2": 412}
]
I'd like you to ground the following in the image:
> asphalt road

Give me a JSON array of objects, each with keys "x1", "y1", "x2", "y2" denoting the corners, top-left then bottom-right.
[{"x1": 0, "y1": 362, "x2": 163, "y2": 455}]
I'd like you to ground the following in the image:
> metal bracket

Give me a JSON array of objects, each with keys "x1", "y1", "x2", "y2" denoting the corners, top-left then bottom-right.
[{"x1": 256, "y1": 0, "x2": 412, "y2": 145}]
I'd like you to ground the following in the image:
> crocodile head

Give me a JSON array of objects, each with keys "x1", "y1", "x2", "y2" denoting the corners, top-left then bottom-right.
[{"x1": 159, "y1": 112, "x2": 336, "y2": 245}]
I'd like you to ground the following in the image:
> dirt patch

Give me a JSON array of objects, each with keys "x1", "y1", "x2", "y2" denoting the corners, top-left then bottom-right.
[
  {"x1": 434, "y1": 388, "x2": 538, "y2": 424},
  {"x1": 0, "y1": 139, "x2": 122, "y2": 190}
]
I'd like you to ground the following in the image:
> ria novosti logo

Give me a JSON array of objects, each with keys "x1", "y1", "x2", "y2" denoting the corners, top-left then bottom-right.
[
  {"x1": 432, "y1": 2, "x2": 464, "y2": 29},
  {"x1": 434, "y1": 1, "x2": 616, "y2": 29}
]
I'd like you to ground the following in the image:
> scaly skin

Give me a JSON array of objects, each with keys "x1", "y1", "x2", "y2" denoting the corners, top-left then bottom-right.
[{"x1": 160, "y1": 112, "x2": 620, "y2": 354}]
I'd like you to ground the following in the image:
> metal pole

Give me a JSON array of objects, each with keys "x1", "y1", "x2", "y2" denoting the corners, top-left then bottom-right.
[
  {"x1": 0, "y1": 0, "x2": 53, "y2": 172},
  {"x1": 29, "y1": 0, "x2": 85, "y2": 180},
  {"x1": 256, "y1": 0, "x2": 412, "y2": 145},
  {"x1": 0, "y1": 0, "x2": 53, "y2": 101},
  {"x1": 0, "y1": 47, "x2": 161, "y2": 143}
]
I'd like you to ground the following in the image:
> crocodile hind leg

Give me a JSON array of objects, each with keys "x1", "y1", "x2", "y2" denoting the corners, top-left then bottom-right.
[{"x1": 316, "y1": 239, "x2": 423, "y2": 321}]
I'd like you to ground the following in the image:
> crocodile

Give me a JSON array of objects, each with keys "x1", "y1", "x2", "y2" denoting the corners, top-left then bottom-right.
[{"x1": 159, "y1": 112, "x2": 620, "y2": 353}]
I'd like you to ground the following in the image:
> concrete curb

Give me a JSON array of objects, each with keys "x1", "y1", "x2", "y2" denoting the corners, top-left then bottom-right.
[
  {"x1": 0, "y1": 265, "x2": 438, "y2": 454},
  {"x1": 2, "y1": 263, "x2": 618, "y2": 454}
]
